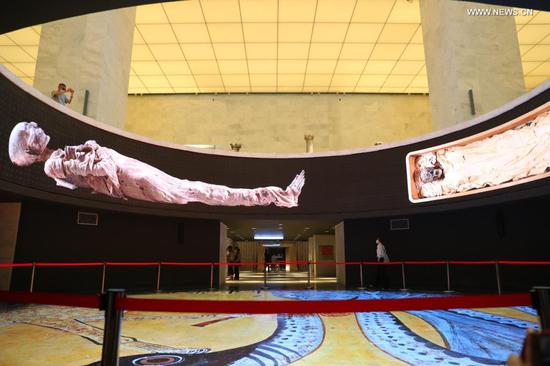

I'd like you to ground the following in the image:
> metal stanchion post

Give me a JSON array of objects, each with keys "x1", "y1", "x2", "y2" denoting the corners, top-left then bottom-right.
[
  {"x1": 530, "y1": 287, "x2": 550, "y2": 330},
  {"x1": 357, "y1": 263, "x2": 366, "y2": 290},
  {"x1": 209, "y1": 263, "x2": 215, "y2": 291},
  {"x1": 305, "y1": 261, "x2": 313, "y2": 290},
  {"x1": 29, "y1": 262, "x2": 36, "y2": 293},
  {"x1": 400, "y1": 263, "x2": 408, "y2": 291},
  {"x1": 444, "y1": 262, "x2": 453, "y2": 293},
  {"x1": 261, "y1": 263, "x2": 269, "y2": 290},
  {"x1": 100, "y1": 289, "x2": 125, "y2": 366},
  {"x1": 101, "y1": 263, "x2": 107, "y2": 294},
  {"x1": 156, "y1": 263, "x2": 161, "y2": 292},
  {"x1": 495, "y1": 262, "x2": 502, "y2": 295}
]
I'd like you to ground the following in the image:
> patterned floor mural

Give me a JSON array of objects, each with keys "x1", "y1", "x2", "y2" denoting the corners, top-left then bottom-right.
[{"x1": 0, "y1": 290, "x2": 539, "y2": 365}]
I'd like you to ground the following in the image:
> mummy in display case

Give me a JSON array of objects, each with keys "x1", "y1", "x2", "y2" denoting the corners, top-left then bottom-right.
[
  {"x1": 8, "y1": 122, "x2": 305, "y2": 208},
  {"x1": 408, "y1": 106, "x2": 550, "y2": 201}
]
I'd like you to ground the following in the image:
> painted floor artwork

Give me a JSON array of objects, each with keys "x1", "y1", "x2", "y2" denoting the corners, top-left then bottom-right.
[{"x1": 0, "y1": 290, "x2": 539, "y2": 365}]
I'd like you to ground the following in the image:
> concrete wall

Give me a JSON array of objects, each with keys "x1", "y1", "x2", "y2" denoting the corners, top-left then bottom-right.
[
  {"x1": 0, "y1": 203, "x2": 21, "y2": 290},
  {"x1": 125, "y1": 93, "x2": 432, "y2": 153},
  {"x1": 309, "y1": 234, "x2": 336, "y2": 277}
]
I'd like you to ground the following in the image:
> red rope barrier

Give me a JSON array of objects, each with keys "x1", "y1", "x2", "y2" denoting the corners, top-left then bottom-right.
[
  {"x1": 0, "y1": 263, "x2": 32, "y2": 268},
  {"x1": 449, "y1": 261, "x2": 497, "y2": 265},
  {"x1": 105, "y1": 262, "x2": 159, "y2": 266},
  {"x1": 35, "y1": 262, "x2": 104, "y2": 267},
  {"x1": 161, "y1": 262, "x2": 213, "y2": 266},
  {"x1": 498, "y1": 260, "x2": 550, "y2": 265},
  {"x1": 362, "y1": 261, "x2": 403, "y2": 265},
  {"x1": 0, "y1": 290, "x2": 99, "y2": 308},
  {"x1": 118, "y1": 293, "x2": 531, "y2": 314}
]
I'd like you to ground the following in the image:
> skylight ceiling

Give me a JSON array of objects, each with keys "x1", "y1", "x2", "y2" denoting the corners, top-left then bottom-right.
[{"x1": 0, "y1": 0, "x2": 549, "y2": 94}]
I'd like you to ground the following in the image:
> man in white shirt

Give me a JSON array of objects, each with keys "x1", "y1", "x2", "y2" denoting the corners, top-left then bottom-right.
[{"x1": 375, "y1": 238, "x2": 389, "y2": 288}]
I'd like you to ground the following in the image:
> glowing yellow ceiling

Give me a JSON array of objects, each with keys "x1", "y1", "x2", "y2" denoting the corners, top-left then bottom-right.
[{"x1": 0, "y1": 0, "x2": 549, "y2": 94}]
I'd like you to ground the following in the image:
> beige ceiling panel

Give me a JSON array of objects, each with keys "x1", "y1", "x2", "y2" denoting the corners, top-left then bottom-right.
[
  {"x1": 383, "y1": 74, "x2": 414, "y2": 87},
  {"x1": 306, "y1": 60, "x2": 337, "y2": 73},
  {"x1": 378, "y1": 24, "x2": 419, "y2": 43},
  {"x1": 303, "y1": 85, "x2": 329, "y2": 92},
  {"x1": 541, "y1": 34, "x2": 550, "y2": 45},
  {"x1": 128, "y1": 88, "x2": 149, "y2": 94},
  {"x1": 226, "y1": 86, "x2": 251, "y2": 92},
  {"x1": 387, "y1": 0, "x2": 421, "y2": 23},
  {"x1": 524, "y1": 76, "x2": 547, "y2": 89},
  {"x1": 522, "y1": 45, "x2": 550, "y2": 61},
  {"x1": 401, "y1": 44, "x2": 425, "y2": 60},
  {"x1": 243, "y1": 23, "x2": 277, "y2": 43},
  {"x1": 251, "y1": 86, "x2": 277, "y2": 92},
  {"x1": 330, "y1": 74, "x2": 360, "y2": 86},
  {"x1": 180, "y1": 44, "x2": 216, "y2": 60},
  {"x1": 149, "y1": 44, "x2": 185, "y2": 60},
  {"x1": 128, "y1": 75, "x2": 145, "y2": 88},
  {"x1": 132, "y1": 61, "x2": 164, "y2": 75},
  {"x1": 140, "y1": 75, "x2": 171, "y2": 88},
  {"x1": 135, "y1": 4, "x2": 168, "y2": 24},
  {"x1": 515, "y1": 9, "x2": 538, "y2": 25},
  {"x1": 363, "y1": 60, "x2": 395, "y2": 74},
  {"x1": 334, "y1": 60, "x2": 366, "y2": 74},
  {"x1": 208, "y1": 23, "x2": 244, "y2": 43},
  {"x1": 195, "y1": 74, "x2": 224, "y2": 87},
  {"x1": 130, "y1": 68, "x2": 136, "y2": 76},
  {"x1": 172, "y1": 24, "x2": 211, "y2": 43},
  {"x1": 21, "y1": 46, "x2": 38, "y2": 60},
  {"x1": 6, "y1": 28, "x2": 40, "y2": 45},
  {"x1": 304, "y1": 74, "x2": 332, "y2": 86},
  {"x1": 392, "y1": 60, "x2": 423, "y2": 74},
  {"x1": 352, "y1": 0, "x2": 394, "y2": 22},
  {"x1": 277, "y1": 86, "x2": 305, "y2": 92},
  {"x1": 169, "y1": 75, "x2": 197, "y2": 87},
  {"x1": 32, "y1": 26, "x2": 41, "y2": 34},
  {"x1": 158, "y1": 61, "x2": 192, "y2": 75},
  {"x1": 529, "y1": 62, "x2": 550, "y2": 76},
  {"x1": 530, "y1": 10, "x2": 550, "y2": 24},
  {"x1": 410, "y1": 26, "x2": 424, "y2": 44},
  {"x1": 340, "y1": 43, "x2": 375, "y2": 59},
  {"x1": 248, "y1": 60, "x2": 277, "y2": 74},
  {"x1": 0, "y1": 46, "x2": 36, "y2": 62},
  {"x1": 354, "y1": 86, "x2": 383, "y2": 93},
  {"x1": 522, "y1": 61, "x2": 542, "y2": 74},
  {"x1": 200, "y1": 0, "x2": 241, "y2": 22},
  {"x1": 218, "y1": 60, "x2": 248, "y2": 73},
  {"x1": 279, "y1": 23, "x2": 313, "y2": 42},
  {"x1": 246, "y1": 43, "x2": 277, "y2": 59},
  {"x1": 173, "y1": 87, "x2": 200, "y2": 93},
  {"x1": 279, "y1": 0, "x2": 317, "y2": 22},
  {"x1": 163, "y1": 1, "x2": 204, "y2": 23},
  {"x1": 519, "y1": 45, "x2": 534, "y2": 56},
  {"x1": 278, "y1": 74, "x2": 304, "y2": 86},
  {"x1": 379, "y1": 86, "x2": 406, "y2": 93},
  {"x1": 357, "y1": 74, "x2": 387, "y2": 87},
  {"x1": 278, "y1": 43, "x2": 310, "y2": 59},
  {"x1": 517, "y1": 25, "x2": 550, "y2": 44},
  {"x1": 222, "y1": 74, "x2": 250, "y2": 86},
  {"x1": 132, "y1": 44, "x2": 155, "y2": 61},
  {"x1": 345, "y1": 24, "x2": 384, "y2": 43},
  {"x1": 406, "y1": 87, "x2": 428, "y2": 94},
  {"x1": 0, "y1": 35, "x2": 15, "y2": 46},
  {"x1": 250, "y1": 74, "x2": 277, "y2": 86},
  {"x1": 213, "y1": 43, "x2": 246, "y2": 59},
  {"x1": 418, "y1": 64, "x2": 426, "y2": 75},
  {"x1": 133, "y1": 28, "x2": 146, "y2": 44},
  {"x1": 279, "y1": 60, "x2": 307, "y2": 74},
  {"x1": 409, "y1": 75, "x2": 428, "y2": 88},
  {"x1": 147, "y1": 87, "x2": 174, "y2": 94},
  {"x1": 312, "y1": 24, "x2": 348, "y2": 43},
  {"x1": 328, "y1": 86, "x2": 355, "y2": 92},
  {"x1": 21, "y1": 78, "x2": 33, "y2": 86},
  {"x1": 137, "y1": 24, "x2": 178, "y2": 43},
  {"x1": 188, "y1": 60, "x2": 220, "y2": 74},
  {"x1": 315, "y1": 0, "x2": 356, "y2": 22},
  {"x1": 370, "y1": 43, "x2": 406, "y2": 60},
  {"x1": 12, "y1": 62, "x2": 35, "y2": 76},
  {"x1": 3, "y1": 63, "x2": 26, "y2": 77},
  {"x1": 308, "y1": 43, "x2": 342, "y2": 59},
  {"x1": 240, "y1": 0, "x2": 278, "y2": 22}
]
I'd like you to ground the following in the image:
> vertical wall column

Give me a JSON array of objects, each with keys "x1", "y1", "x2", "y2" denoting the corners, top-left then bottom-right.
[
  {"x1": 33, "y1": 8, "x2": 136, "y2": 128},
  {"x1": 334, "y1": 222, "x2": 346, "y2": 286},
  {"x1": 420, "y1": 0, "x2": 525, "y2": 130},
  {"x1": 0, "y1": 203, "x2": 21, "y2": 290}
]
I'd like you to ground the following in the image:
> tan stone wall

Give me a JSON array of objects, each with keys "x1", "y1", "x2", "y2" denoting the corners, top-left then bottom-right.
[{"x1": 125, "y1": 93, "x2": 432, "y2": 153}]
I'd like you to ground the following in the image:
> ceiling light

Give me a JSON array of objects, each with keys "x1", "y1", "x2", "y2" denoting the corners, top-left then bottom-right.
[
  {"x1": 254, "y1": 233, "x2": 284, "y2": 240},
  {"x1": 262, "y1": 243, "x2": 280, "y2": 247}
]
